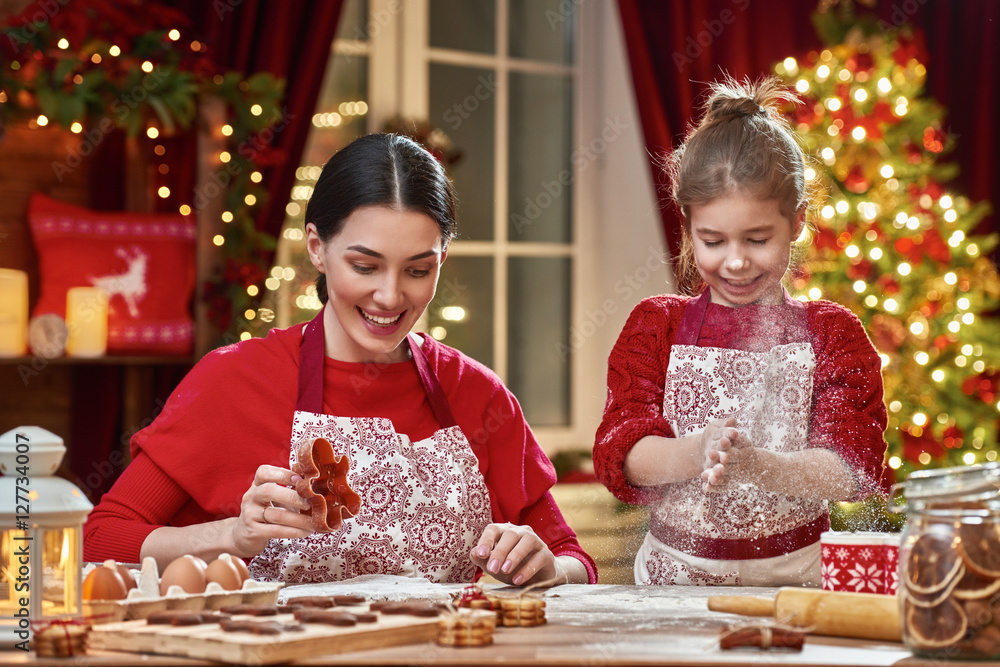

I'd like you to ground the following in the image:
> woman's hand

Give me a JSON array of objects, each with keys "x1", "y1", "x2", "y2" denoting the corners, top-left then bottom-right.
[
  {"x1": 470, "y1": 523, "x2": 558, "y2": 586},
  {"x1": 231, "y1": 465, "x2": 314, "y2": 557}
]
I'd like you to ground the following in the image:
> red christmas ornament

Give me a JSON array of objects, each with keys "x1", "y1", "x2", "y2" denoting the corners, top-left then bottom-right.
[
  {"x1": 907, "y1": 181, "x2": 945, "y2": 209},
  {"x1": 845, "y1": 51, "x2": 875, "y2": 74},
  {"x1": 843, "y1": 165, "x2": 871, "y2": 194},
  {"x1": 942, "y1": 425, "x2": 964, "y2": 449},
  {"x1": 903, "y1": 141, "x2": 923, "y2": 165},
  {"x1": 871, "y1": 101, "x2": 898, "y2": 126},
  {"x1": 830, "y1": 100, "x2": 857, "y2": 127},
  {"x1": 921, "y1": 228, "x2": 951, "y2": 264},
  {"x1": 846, "y1": 258, "x2": 872, "y2": 280},
  {"x1": 922, "y1": 126, "x2": 945, "y2": 153},
  {"x1": 789, "y1": 99, "x2": 822, "y2": 129},
  {"x1": 876, "y1": 274, "x2": 900, "y2": 296},
  {"x1": 813, "y1": 227, "x2": 839, "y2": 252},
  {"x1": 962, "y1": 372, "x2": 1000, "y2": 403},
  {"x1": 246, "y1": 143, "x2": 287, "y2": 169},
  {"x1": 902, "y1": 429, "x2": 945, "y2": 464},
  {"x1": 862, "y1": 116, "x2": 885, "y2": 140},
  {"x1": 238, "y1": 262, "x2": 266, "y2": 288},
  {"x1": 919, "y1": 301, "x2": 942, "y2": 318},
  {"x1": 894, "y1": 237, "x2": 925, "y2": 266}
]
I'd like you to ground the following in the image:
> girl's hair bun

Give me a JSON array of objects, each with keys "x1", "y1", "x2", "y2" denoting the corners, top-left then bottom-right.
[
  {"x1": 707, "y1": 96, "x2": 766, "y2": 122},
  {"x1": 699, "y1": 75, "x2": 797, "y2": 127},
  {"x1": 665, "y1": 74, "x2": 808, "y2": 295}
]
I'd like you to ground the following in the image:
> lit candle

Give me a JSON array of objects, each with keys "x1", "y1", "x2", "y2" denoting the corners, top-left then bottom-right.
[
  {"x1": 0, "y1": 269, "x2": 28, "y2": 357},
  {"x1": 65, "y1": 287, "x2": 109, "y2": 357}
]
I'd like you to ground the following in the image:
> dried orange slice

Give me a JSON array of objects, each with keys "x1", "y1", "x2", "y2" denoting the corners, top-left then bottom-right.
[
  {"x1": 953, "y1": 565, "x2": 1000, "y2": 600},
  {"x1": 905, "y1": 597, "x2": 968, "y2": 649},
  {"x1": 905, "y1": 531, "x2": 964, "y2": 595},
  {"x1": 904, "y1": 563, "x2": 964, "y2": 607},
  {"x1": 958, "y1": 522, "x2": 1000, "y2": 578}
]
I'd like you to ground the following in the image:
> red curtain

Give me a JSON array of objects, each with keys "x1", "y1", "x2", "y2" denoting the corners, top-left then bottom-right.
[
  {"x1": 166, "y1": 0, "x2": 345, "y2": 246},
  {"x1": 618, "y1": 0, "x2": 1000, "y2": 267}
]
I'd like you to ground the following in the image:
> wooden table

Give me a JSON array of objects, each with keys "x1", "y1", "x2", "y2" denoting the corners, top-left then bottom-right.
[{"x1": 2, "y1": 582, "x2": 972, "y2": 666}]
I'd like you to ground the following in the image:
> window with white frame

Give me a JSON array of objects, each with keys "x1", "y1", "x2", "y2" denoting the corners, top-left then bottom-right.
[{"x1": 268, "y1": 0, "x2": 604, "y2": 453}]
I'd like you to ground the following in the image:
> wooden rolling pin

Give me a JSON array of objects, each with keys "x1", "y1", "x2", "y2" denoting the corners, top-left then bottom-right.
[{"x1": 707, "y1": 588, "x2": 901, "y2": 642}]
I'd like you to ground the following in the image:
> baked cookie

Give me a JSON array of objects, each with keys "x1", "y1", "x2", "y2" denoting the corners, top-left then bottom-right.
[
  {"x1": 496, "y1": 597, "x2": 546, "y2": 627},
  {"x1": 147, "y1": 610, "x2": 230, "y2": 626},
  {"x1": 33, "y1": 622, "x2": 89, "y2": 658},
  {"x1": 437, "y1": 609, "x2": 497, "y2": 647}
]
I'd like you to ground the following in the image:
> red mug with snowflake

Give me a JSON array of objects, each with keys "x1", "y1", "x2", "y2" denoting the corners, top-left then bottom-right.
[{"x1": 821, "y1": 531, "x2": 901, "y2": 595}]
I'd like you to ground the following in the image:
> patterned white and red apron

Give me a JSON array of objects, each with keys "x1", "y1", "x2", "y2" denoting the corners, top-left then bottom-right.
[
  {"x1": 636, "y1": 290, "x2": 827, "y2": 586},
  {"x1": 250, "y1": 312, "x2": 493, "y2": 583}
]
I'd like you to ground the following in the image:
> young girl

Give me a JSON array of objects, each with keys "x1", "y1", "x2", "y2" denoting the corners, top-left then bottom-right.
[{"x1": 593, "y1": 77, "x2": 887, "y2": 587}]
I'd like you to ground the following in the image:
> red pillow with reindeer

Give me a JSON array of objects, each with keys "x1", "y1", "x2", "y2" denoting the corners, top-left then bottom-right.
[{"x1": 28, "y1": 193, "x2": 196, "y2": 356}]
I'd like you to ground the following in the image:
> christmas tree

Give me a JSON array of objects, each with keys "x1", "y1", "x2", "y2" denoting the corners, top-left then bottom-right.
[{"x1": 775, "y1": 9, "x2": 1000, "y2": 481}]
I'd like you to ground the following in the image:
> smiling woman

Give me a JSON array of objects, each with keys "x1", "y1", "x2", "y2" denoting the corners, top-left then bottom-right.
[
  {"x1": 307, "y1": 206, "x2": 446, "y2": 363},
  {"x1": 83, "y1": 133, "x2": 597, "y2": 589}
]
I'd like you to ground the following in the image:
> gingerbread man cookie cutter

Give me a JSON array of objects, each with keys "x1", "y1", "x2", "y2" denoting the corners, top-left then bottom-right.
[{"x1": 293, "y1": 437, "x2": 362, "y2": 532}]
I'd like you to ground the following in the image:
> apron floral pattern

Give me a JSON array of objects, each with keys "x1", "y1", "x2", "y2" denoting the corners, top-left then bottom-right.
[
  {"x1": 250, "y1": 313, "x2": 493, "y2": 584},
  {"x1": 646, "y1": 548, "x2": 741, "y2": 586},
  {"x1": 640, "y1": 290, "x2": 826, "y2": 585}
]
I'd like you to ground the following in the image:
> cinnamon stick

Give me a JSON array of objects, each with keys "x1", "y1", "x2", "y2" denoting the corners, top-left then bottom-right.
[{"x1": 720, "y1": 624, "x2": 805, "y2": 651}]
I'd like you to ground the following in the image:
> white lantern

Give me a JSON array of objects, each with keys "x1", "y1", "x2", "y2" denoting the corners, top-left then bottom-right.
[{"x1": 0, "y1": 427, "x2": 93, "y2": 649}]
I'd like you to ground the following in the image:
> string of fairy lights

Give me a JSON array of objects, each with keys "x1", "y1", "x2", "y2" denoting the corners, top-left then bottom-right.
[{"x1": 1, "y1": 12, "x2": 287, "y2": 349}]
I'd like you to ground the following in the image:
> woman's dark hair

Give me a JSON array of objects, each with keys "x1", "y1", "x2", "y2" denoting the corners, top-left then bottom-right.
[{"x1": 305, "y1": 133, "x2": 457, "y2": 304}]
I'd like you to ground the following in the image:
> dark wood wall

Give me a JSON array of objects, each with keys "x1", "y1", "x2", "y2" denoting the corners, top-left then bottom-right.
[
  {"x1": 0, "y1": 121, "x2": 189, "y2": 502},
  {"x1": 0, "y1": 122, "x2": 94, "y2": 441}
]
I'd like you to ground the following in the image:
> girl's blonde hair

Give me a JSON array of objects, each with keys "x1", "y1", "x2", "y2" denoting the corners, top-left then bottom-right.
[{"x1": 666, "y1": 75, "x2": 807, "y2": 295}]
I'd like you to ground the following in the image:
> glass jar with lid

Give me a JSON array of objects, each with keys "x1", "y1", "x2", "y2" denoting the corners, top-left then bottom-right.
[{"x1": 890, "y1": 461, "x2": 1000, "y2": 660}]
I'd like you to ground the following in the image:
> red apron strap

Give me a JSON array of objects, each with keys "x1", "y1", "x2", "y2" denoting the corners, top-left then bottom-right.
[
  {"x1": 676, "y1": 287, "x2": 806, "y2": 347},
  {"x1": 296, "y1": 311, "x2": 326, "y2": 414},
  {"x1": 407, "y1": 333, "x2": 458, "y2": 429},
  {"x1": 675, "y1": 290, "x2": 711, "y2": 346},
  {"x1": 296, "y1": 312, "x2": 457, "y2": 429}
]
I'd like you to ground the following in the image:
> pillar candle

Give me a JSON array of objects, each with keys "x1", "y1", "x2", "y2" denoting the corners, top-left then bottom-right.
[
  {"x1": 0, "y1": 268, "x2": 28, "y2": 357},
  {"x1": 65, "y1": 287, "x2": 109, "y2": 357}
]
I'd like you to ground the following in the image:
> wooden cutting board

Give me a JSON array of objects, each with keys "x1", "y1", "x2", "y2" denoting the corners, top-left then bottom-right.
[{"x1": 87, "y1": 607, "x2": 440, "y2": 665}]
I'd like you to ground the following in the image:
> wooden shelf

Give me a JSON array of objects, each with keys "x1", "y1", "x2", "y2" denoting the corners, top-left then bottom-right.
[{"x1": 0, "y1": 355, "x2": 194, "y2": 366}]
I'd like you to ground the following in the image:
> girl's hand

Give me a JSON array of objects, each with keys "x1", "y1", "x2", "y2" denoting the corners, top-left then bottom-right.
[
  {"x1": 232, "y1": 465, "x2": 314, "y2": 557},
  {"x1": 470, "y1": 523, "x2": 557, "y2": 586},
  {"x1": 701, "y1": 432, "x2": 760, "y2": 493},
  {"x1": 699, "y1": 418, "x2": 741, "y2": 469}
]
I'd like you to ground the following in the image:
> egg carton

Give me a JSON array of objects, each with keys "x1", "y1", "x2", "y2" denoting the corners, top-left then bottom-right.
[{"x1": 83, "y1": 557, "x2": 283, "y2": 624}]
